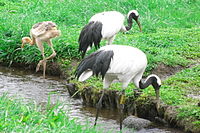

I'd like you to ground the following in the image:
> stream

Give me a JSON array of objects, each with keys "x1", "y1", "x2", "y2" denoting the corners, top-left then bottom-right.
[{"x1": 0, "y1": 65, "x2": 184, "y2": 133}]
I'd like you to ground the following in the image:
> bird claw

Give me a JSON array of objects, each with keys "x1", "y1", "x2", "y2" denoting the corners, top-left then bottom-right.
[
  {"x1": 36, "y1": 60, "x2": 43, "y2": 72},
  {"x1": 36, "y1": 64, "x2": 40, "y2": 72}
]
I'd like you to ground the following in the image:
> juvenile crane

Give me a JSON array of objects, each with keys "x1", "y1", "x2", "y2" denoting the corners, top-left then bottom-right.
[
  {"x1": 78, "y1": 10, "x2": 142, "y2": 57},
  {"x1": 75, "y1": 45, "x2": 161, "y2": 131},
  {"x1": 21, "y1": 21, "x2": 61, "y2": 78}
]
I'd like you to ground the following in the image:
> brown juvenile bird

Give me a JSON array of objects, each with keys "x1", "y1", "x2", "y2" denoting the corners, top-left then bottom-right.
[{"x1": 21, "y1": 21, "x2": 61, "y2": 78}]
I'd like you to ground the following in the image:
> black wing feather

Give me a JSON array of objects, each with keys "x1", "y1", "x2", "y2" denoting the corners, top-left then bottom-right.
[
  {"x1": 78, "y1": 21, "x2": 103, "y2": 58},
  {"x1": 75, "y1": 50, "x2": 114, "y2": 80}
]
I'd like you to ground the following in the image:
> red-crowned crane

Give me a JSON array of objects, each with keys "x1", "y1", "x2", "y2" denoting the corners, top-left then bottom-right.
[
  {"x1": 78, "y1": 10, "x2": 142, "y2": 58},
  {"x1": 21, "y1": 21, "x2": 61, "y2": 78},
  {"x1": 75, "y1": 45, "x2": 161, "y2": 131}
]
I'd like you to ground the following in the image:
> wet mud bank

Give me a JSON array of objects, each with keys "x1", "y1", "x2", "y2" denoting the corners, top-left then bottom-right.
[
  {"x1": 66, "y1": 84, "x2": 200, "y2": 133},
  {"x1": 0, "y1": 61, "x2": 69, "y2": 78}
]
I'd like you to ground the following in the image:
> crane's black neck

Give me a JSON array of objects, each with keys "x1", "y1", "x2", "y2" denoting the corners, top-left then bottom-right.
[
  {"x1": 139, "y1": 76, "x2": 160, "y2": 91},
  {"x1": 125, "y1": 15, "x2": 133, "y2": 31},
  {"x1": 125, "y1": 13, "x2": 138, "y2": 31}
]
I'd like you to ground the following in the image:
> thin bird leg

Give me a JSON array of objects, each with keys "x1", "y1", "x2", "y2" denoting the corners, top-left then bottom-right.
[
  {"x1": 40, "y1": 40, "x2": 56, "y2": 78},
  {"x1": 45, "y1": 40, "x2": 57, "y2": 60},
  {"x1": 42, "y1": 59, "x2": 46, "y2": 78},
  {"x1": 35, "y1": 39, "x2": 46, "y2": 75},
  {"x1": 119, "y1": 89, "x2": 125, "y2": 131},
  {"x1": 94, "y1": 89, "x2": 105, "y2": 126}
]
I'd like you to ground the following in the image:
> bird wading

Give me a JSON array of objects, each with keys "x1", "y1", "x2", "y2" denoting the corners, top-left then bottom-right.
[
  {"x1": 21, "y1": 21, "x2": 61, "y2": 78},
  {"x1": 75, "y1": 45, "x2": 161, "y2": 131}
]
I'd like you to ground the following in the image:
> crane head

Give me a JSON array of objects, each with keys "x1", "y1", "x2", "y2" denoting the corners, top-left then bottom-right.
[
  {"x1": 127, "y1": 10, "x2": 142, "y2": 32},
  {"x1": 21, "y1": 37, "x2": 32, "y2": 48}
]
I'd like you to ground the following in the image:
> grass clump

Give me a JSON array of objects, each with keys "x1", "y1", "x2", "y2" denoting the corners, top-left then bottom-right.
[{"x1": 0, "y1": 94, "x2": 99, "y2": 133}]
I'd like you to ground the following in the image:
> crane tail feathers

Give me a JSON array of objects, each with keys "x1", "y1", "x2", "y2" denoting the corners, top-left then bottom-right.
[
  {"x1": 78, "y1": 21, "x2": 102, "y2": 57},
  {"x1": 78, "y1": 70, "x2": 93, "y2": 81},
  {"x1": 75, "y1": 50, "x2": 114, "y2": 81}
]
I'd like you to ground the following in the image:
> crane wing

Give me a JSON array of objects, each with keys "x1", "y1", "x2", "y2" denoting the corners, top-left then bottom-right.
[{"x1": 78, "y1": 70, "x2": 93, "y2": 81}]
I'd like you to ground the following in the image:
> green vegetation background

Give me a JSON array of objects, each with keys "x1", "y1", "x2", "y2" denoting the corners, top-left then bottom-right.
[{"x1": 0, "y1": 0, "x2": 199, "y2": 132}]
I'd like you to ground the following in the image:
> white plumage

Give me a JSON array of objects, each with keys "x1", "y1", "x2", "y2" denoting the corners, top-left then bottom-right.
[
  {"x1": 78, "y1": 10, "x2": 142, "y2": 57},
  {"x1": 77, "y1": 45, "x2": 161, "y2": 90},
  {"x1": 101, "y1": 45, "x2": 147, "y2": 89},
  {"x1": 89, "y1": 11, "x2": 126, "y2": 40},
  {"x1": 76, "y1": 45, "x2": 161, "y2": 130}
]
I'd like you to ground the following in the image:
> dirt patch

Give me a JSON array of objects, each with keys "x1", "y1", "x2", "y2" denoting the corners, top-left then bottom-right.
[
  {"x1": 151, "y1": 60, "x2": 200, "y2": 80},
  {"x1": 151, "y1": 64, "x2": 184, "y2": 80}
]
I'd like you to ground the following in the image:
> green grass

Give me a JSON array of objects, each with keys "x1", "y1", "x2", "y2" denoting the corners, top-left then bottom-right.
[
  {"x1": 0, "y1": 0, "x2": 200, "y2": 70},
  {"x1": 161, "y1": 65, "x2": 200, "y2": 128},
  {"x1": 0, "y1": 94, "x2": 100, "y2": 133},
  {"x1": 0, "y1": 0, "x2": 200, "y2": 131},
  {"x1": 161, "y1": 65, "x2": 200, "y2": 105}
]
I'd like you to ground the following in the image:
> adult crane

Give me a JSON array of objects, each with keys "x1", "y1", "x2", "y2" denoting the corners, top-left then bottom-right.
[
  {"x1": 21, "y1": 21, "x2": 61, "y2": 78},
  {"x1": 78, "y1": 10, "x2": 142, "y2": 57},
  {"x1": 75, "y1": 45, "x2": 161, "y2": 131}
]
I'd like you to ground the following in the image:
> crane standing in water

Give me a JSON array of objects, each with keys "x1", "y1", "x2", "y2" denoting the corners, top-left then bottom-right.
[{"x1": 75, "y1": 45, "x2": 161, "y2": 131}]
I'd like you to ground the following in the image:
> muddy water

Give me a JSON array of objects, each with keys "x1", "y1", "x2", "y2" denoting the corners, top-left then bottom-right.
[{"x1": 0, "y1": 65, "x2": 183, "y2": 133}]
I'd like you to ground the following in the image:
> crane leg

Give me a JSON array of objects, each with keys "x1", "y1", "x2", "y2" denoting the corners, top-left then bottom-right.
[
  {"x1": 119, "y1": 89, "x2": 125, "y2": 131},
  {"x1": 36, "y1": 60, "x2": 44, "y2": 72},
  {"x1": 35, "y1": 39, "x2": 46, "y2": 78},
  {"x1": 36, "y1": 40, "x2": 56, "y2": 78},
  {"x1": 94, "y1": 90, "x2": 105, "y2": 126},
  {"x1": 43, "y1": 60, "x2": 46, "y2": 78},
  {"x1": 41, "y1": 40, "x2": 56, "y2": 78},
  {"x1": 45, "y1": 40, "x2": 57, "y2": 61}
]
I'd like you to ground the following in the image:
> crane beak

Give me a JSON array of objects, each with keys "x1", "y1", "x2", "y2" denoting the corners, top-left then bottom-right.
[
  {"x1": 136, "y1": 20, "x2": 142, "y2": 32},
  {"x1": 155, "y1": 86, "x2": 161, "y2": 109},
  {"x1": 21, "y1": 37, "x2": 28, "y2": 48},
  {"x1": 21, "y1": 42, "x2": 25, "y2": 48}
]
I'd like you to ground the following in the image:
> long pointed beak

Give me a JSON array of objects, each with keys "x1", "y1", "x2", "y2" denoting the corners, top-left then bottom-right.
[
  {"x1": 136, "y1": 20, "x2": 142, "y2": 32},
  {"x1": 155, "y1": 89, "x2": 160, "y2": 109}
]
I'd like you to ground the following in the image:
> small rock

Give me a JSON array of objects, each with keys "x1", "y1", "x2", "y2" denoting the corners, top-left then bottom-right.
[
  {"x1": 137, "y1": 128, "x2": 172, "y2": 133},
  {"x1": 123, "y1": 115, "x2": 152, "y2": 130},
  {"x1": 66, "y1": 83, "x2": 79, "y2": 98}
]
